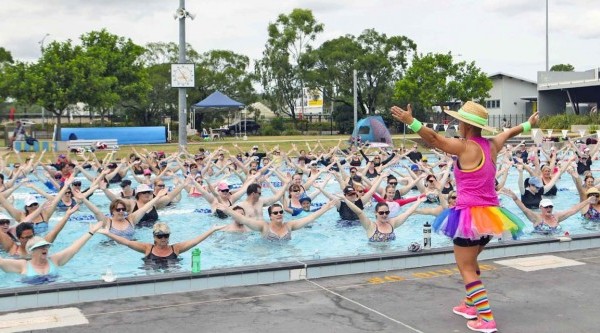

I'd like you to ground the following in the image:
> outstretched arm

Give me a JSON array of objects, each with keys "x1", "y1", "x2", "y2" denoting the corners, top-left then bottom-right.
[
  {"x1": 52, "y1": 222, "x2": 103, "y2": 266},
  {"x1": 287, "y1": 200, "x2": 338, "y2": 230},
  {"x1": 389, "y1": 197, "x2": 425, "y2": 228},
  {"x1": 174, "y1": 225, "x2": 226, "y2": 253}
]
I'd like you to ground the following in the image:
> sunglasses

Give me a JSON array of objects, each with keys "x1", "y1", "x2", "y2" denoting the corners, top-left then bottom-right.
[
  {"x1": 65, "y1": 192, "x2": 72, "y2": 195},
  {"x1": 156, "y1": 184, "x2": 166, "y2": 188},
  {"x1": 346, "y1": 192, "x2": 357, "y2": 196},
  {"x1": 271, "y1": 211, "x2": 284, "y2": 215},
  {"x1": 0, "y1": 220, "x2": 10, "y2": 225},
  {"x1": 27, "y1": 203, "x2": 39, "y2": 207},
  {"x1": 154, "y1": 234, "x2": 170, "y2": 239},
  {"x1": 255, "y1": 192, "x2": 262, "y2": 196},
  {"x1": 450, "y1": 196, "x2": 457, "y2": 200},
  {"x1": 389, "y1": 182, "x2": 398, "y2": 186},
  {"x1": 220, "y1": 189, "x2": 230, "y2": 193},
  {"x1": 357, "y1": 190, "x2": 365, "y2": 193},
  {"x1": 292, "y1": 190, "x2": 300, "y2": 193},
  {"x1": 20, "y1": 234, "x2": 34, "y2": 240},
  {"x1": 377, "y1": 210, "x2": 391, "y2": 216},
  {"x1": 72, "y1": 183, "x2": 82, "y2": 187},
  {"x1": 588, "y1": 194, "x2": 600, "y2": 198},
  {"x1": 115, "y1": 207, "x2": 127, "y2": 212},
  {"x1": 543, "y1": 206, "x2": 554, "y2": 209}
]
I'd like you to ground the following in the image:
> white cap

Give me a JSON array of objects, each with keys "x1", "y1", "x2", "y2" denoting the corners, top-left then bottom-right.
[
  {"x1": 136, "y1": 184, "x2": 153, "y2": 193},
  {"x1": 24, "y1": 195, "x2": 39, "y2": 207},
  {"x1": 539, "y1": 198, "x2": 554, "y2": 208},
  {"x1": 26, "y1": 236, "x2": 52, "y2": 253}
]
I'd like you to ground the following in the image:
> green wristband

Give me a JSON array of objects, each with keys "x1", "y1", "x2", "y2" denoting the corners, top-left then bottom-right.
[
  {"x1": 408, "y1": 119, "x2": 423, "y2": 132},
  {"x1": 521, "y1": 121, "x2": 531, "y2": 132}
]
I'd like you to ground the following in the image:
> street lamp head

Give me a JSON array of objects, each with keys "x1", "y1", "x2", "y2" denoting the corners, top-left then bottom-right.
[{"x1": 174, "y1": 8, "x2": 195, "y2": 20}]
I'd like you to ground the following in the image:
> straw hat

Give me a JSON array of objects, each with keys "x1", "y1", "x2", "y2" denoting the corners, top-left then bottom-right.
[{"x1": 444, "y1": 101, "x2": 497, "y2": 133}]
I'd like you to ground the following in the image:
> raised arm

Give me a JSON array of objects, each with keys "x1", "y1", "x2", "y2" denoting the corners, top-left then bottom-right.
[
  {"x1": 173, "y1": 225, "x2": 226, "y2": 254},
  {"x1": 97, "y1": 228, "x2": 150, "y2": 254},
  {"x1": 557, "y1": 196, "x2": 594, "y2": 221},
  {"x1": 500, "y1": 188, "x2": 538, "y2": 224},
  {"x1": 339, "y1": 195, "x2": 373, "y2": 234},
  {"x1": 287, "y1": 200, "x2": 338, "y2": 230},
  {"x1": 217, "y1": 203, "x2": 267, "y2": 233},
  {"x1": 389, "y1": 197, "x2": 425, "y2": 228},
  {"x1": 51, "y1": 222, "x2": 103, "y2": 266},
  {"x1": 45, "y1": 205, "x2": 80, "y2": 243}
]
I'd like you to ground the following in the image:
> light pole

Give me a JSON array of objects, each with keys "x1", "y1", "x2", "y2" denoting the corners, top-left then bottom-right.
[
  {"x1": 174, "y1": 0, "x2": 195, "y2": 149},
  {"x1": 546, "y1": 0, "x2": 549, "y2": 72}
]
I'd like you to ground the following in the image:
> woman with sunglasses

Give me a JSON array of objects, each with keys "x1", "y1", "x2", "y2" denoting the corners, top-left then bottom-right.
[
  {"x1": 217, "y1": 200, "x2": 338, "y2": 241},
  {"x1": 0, "y1": 221, "x2": 102, "y2": 282},
  {"x1": 392, "y1": 102, "x2": 537, "y2": 332},
  {"x1": 97, "y1": 222, "x2": 225, "y2": 264},
  {"x1": 582, "y1": 188, "x2": 600, "y2": 222},
  {"x1": 502, "y1": 188, "x2": 594, "y2": 233},
  {"x1": 568, "y1": 168, "x2": 600, "y2": 202},
  {"x1": 77, "y1": 188, "x2": 169, "y2": 240},
  {"x1": 339, "y1": 195, "x2": 424, "y2": 242},
  {"x1": 0, "y1": 178, "x2": 75, "y2": 234},
  {"x1": 414, "y1": 191, "x2": 456, "y2": 217}
]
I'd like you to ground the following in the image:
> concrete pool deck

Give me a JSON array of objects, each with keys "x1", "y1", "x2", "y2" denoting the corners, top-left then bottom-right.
[{"x1": 1, "y1": 234, "x2": 600, "y2": 332}]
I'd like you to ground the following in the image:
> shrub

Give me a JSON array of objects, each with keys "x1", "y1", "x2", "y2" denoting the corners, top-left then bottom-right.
[
  {"x1": 260, "y1": 125, "x2": 279, "y2": 136},
  {"x1": 282, "y1": 129, "x2": 302, "y2": 136}
]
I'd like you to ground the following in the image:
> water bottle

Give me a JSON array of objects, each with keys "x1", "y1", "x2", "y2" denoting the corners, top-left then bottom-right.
[
  {"x1": 191, "y1": 248, "x2": 201, "y2": 273},
  {"x1": 423, "y1": 222, "x2": 431, "y2": 249}
]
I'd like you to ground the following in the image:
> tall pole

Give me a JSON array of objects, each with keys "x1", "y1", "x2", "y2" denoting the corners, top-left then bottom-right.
[
  {"x1": 545, "y1": 0, "x2": 549, "y2": 72},
  {"x1": 353, "y1": 70, "x2": 357, "y2": 129},
  {"x1": 178, "y1": 0, "x2": 188, "y2": 149}
]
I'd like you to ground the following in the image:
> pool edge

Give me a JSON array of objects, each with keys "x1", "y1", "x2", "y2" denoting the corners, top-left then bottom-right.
[{"x1": 2, "y1": 232, "x2": 599, "y2": 313}]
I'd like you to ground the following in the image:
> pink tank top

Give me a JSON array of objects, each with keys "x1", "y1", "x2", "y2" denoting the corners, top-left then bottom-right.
[{"x1": 453, "y1": 136, "x2": 499, "y2": 209}]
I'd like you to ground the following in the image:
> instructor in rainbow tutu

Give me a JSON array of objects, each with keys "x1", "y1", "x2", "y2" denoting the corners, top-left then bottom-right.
[{"x1": 392, "y1": 101, "x2": 538, "y2": 333}]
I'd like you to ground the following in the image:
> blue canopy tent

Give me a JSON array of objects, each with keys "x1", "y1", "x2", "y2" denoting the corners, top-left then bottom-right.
[
  {"x1": 192, "y1": 91, "x2": 245, "y2": 136},
  {"x1": 350, "y1": 116, "x2": 393, "y2": 146}
]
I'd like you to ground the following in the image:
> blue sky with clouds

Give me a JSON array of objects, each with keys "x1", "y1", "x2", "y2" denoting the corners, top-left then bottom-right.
[{"x1": 1, "y1": 0, "x2": 598, "y2": 81}]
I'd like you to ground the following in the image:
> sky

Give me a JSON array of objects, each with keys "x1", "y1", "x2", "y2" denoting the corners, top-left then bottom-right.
[{"x1": 1, "y1": 0, "x2": 599, "y2": 82}]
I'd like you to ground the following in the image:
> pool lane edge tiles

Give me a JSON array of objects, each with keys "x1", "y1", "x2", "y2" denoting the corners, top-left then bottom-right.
[{"x1": 0, "y1": 307, "x2": 88, "y2": 332}]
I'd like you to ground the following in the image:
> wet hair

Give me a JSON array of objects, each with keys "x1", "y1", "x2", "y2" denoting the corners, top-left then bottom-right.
[
  {"x1": 110, "y1": 199, "x2": 128, "y2": 213},
  {"x1": 267, "y1": 203, "x2": 283, "y2": 216},
  {"x1": 16, "y1": 222, "x2": 34, "y2": 238},
  {"x1": 232, "y1": 206, "x2": 245, "y2": 214},
  {"x1": 247, "y1": 183, "x2": 261, "y2": 196},
  {"x1": 374, "y1": 202, "x2": 389, "y2": 213}
]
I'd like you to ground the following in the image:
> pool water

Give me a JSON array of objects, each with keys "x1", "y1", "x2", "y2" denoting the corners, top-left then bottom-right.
[{"x1": 0, "y1": 160, "x2": 598, "y2": 289}]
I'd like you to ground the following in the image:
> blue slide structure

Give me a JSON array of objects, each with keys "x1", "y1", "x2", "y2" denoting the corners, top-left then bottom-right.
[{"x1": 60, "y1": 127, "x2": 167, "y2": 145}]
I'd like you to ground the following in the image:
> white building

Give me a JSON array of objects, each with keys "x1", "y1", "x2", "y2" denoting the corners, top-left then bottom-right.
[{"x1": 486, "y1": 72, "x2": 538, "y2": 127}]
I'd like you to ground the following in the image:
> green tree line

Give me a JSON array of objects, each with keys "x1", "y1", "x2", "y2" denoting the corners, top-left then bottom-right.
[{"x1": 0, "y1": 8, "x2": 496, "y2": 137}]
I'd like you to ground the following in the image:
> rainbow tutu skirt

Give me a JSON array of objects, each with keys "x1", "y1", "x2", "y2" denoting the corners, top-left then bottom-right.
[{"x1": 432, "y1": 206, "x2": 526, "y2": 240}]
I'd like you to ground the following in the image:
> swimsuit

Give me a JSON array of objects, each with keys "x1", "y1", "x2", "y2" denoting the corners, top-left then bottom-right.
[
  {"x1": 533, "y1": 222, "x2": 561, "y2": 235},
  {"x1": 32, "y1": 213, "x2": 49, "y2": 234},
  {"x1": 145, "y1": 245, "x2": 178, "y2": 260},
  {"x1": 584, "y1": 205, "x2": 600, "y2": 222},
  {"x1": 338, "y1": 200, "x2": 364, "y2": 221},
  {"x1": 264, "y1": 227, "x2": 292, "y2": 241},
  {"x1": 214, "y1": 199, "x2": 232, "y2": 219},
  {"x1": 57, "y1": 200, "x2": 77, "y2": 210},
  {"x1": 133, "y1": 202, "x2": 159, "y2": 227},
  {"x1": 368, "y1": 223, "x2": 396, "y2": 242},
  {"x1": 25, "y1": 259, "x2": 58, "y2": 277},
  {"x1": 109, "y1": 218, "x2": 135, "y2": 240}
]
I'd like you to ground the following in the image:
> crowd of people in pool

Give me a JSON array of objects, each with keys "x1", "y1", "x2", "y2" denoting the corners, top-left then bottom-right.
[{"x1": 0, "y1": 129, "x2": 599, "y2": 281}]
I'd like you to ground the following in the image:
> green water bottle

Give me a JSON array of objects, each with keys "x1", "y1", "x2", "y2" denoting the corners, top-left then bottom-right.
[{"x1": 191, "y1": 248, "x2": 201, "y2": 273}]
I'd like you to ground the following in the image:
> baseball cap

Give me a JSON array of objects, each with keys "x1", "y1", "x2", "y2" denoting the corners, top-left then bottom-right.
[
  {"x1": 343, "y1": 186, "x2": 356, "y2": 195},
  {"x1": 217, "y1": 182, "x2": 229, "y2": 191},
  {"x1": 26, "y1": 236, "x2": 52, "y2": 253},
  {"x1": 25, "y1": 195, "x2": 39, "y2": 207},
  {"x1": 410, "y1": 164, "x2": 420, "y2": 171},
  {"x1": 136, "y1": 184, "x2": 153, "y2": 193},
  {"x1": 539, "y1": 198, "x2": 554, "y2": 208},
  {"x1": 528, "y1": 177, "x2": 543, "y2": 188},
  {"x1": 252, "y1": 145, "x2": 258, "y2": 149},
  {"x1": 299, "y1": 196, "x2": 312, "y2": 203},
  {"x1": 143, "y1": 169, "x2": 152, "y2": 175}
]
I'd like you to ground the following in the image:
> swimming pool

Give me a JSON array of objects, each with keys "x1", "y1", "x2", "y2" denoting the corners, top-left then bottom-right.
[{"x1": 0, "y1": 159, "x2": 598, "y2": 289}]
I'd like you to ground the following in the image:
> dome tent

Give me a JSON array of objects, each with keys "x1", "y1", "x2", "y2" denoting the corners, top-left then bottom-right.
[{"x1": 350, "y1": 116, "x2": 393, "y2": 146}]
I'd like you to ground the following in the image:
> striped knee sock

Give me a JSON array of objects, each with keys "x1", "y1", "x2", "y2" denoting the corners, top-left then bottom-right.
[{"x1": 465, "y1": 280, "x2": 494, "y2": 322}]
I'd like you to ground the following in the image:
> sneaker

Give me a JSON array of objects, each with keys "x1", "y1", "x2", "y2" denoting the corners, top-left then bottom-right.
[
  {"x1": 452, "y1": 301, "x2": 477, "y2": 319},
  {"x1": 467, "y1": 318, "x2": 497, "y2": 333}
]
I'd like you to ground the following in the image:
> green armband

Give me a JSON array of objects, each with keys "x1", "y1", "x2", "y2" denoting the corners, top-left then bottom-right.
[
  {"x1": 408, "y1": 119, "x2": 423, "y2": 133},
  {"x1": 521, "y1": 121, "x2": 531, "y2": 132}
]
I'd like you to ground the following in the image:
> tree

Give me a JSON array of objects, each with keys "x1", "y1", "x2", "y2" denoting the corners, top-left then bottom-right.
[
  {"x1": 255, "y1": 8, "x2": 324, "y2": 121},
  {"x1": 308, "y1": 29, "x2": 416, "y2": 117},
  {"x1": 393, "y1": 52, "x2": 491, "y2": 112},
  {"x1": 79, "y1": 29, "x2": 150, "y2": 125},
  {"x1": 550, "y1": 64, "x2": 575, "y2": 72}
]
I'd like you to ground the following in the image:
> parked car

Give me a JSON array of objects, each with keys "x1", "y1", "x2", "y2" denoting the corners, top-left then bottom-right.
[{"x1": 228, "y1": 120, "x2": 260, "y2": 135}]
